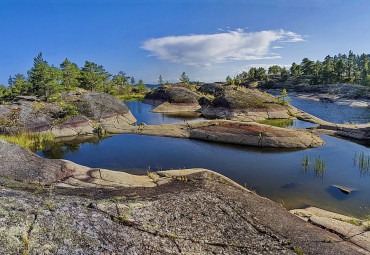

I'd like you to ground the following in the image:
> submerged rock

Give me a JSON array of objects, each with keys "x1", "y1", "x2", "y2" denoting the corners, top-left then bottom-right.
[{"x1": 332, "y1": 184, "x2": 356, "y2": 195}]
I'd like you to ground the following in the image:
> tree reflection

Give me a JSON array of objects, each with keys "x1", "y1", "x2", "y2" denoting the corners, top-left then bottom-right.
[{"x1": 39, "y1": 135, "x2": 105, "y2": 159}]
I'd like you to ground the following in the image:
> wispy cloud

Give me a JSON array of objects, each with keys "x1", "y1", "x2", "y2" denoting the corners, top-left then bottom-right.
[
  {"x1": 141, "y1": 29, "x2": 305, "y2": 67},
  {"x1": 272, "y1": 46, "x2": 284, "y2": 49}
]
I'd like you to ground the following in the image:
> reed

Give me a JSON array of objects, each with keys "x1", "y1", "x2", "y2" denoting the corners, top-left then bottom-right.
[
  {"x1": 314, "y1": 156, "x2": 326, "y2": 179},
  {"x1": 353, "y1": 152, "x2": 370, "y2": 176},
  {"x1": 301, "y1": 155, "x2": 311, "y2": 172}
]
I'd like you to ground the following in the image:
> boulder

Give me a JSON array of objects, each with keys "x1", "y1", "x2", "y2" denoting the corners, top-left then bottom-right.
[
  {"x1": 144, "y1": 86, "x2": 202, "y2": 113},
  {"x1": 0, "y1": 92, "x2": 137, "y2": 138},
  {"x1": 63, "y1": 92, "x2": 135, "y2": 121},
  {"x1": 144, "y1": 86, "x2": 201, "y2": 104},
  {"x1": 197, "y1": 83, "x2": 224, "y2": 96},
  {"x1": 201, "y1": 89, "x2": 292, "y2": 122}
]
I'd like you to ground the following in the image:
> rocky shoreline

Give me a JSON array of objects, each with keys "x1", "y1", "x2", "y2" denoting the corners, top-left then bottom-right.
[
  {"x1": 1, "y1": 87, "x2": 369, "y2": 254},
  {"x1": 1, "y1": 139, "x2": 369, "y2": 254}
]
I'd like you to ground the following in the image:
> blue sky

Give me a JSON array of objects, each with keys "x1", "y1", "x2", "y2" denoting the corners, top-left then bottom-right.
[{"x1": 1, "y1": 0, "x2": 369, "y2": 84}]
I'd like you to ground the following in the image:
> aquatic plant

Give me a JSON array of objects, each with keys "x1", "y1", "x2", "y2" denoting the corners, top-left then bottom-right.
[
  {"x1": 314, "y1": 156, "x2": 326, "y2": 180},
  {"x1": 353, "y1": 152, "x2": 370, "y2": 176},
  {"x1": 301, "y1": 155, "x2": 326, "y2": 180},
  {"x1": 301, "y1": 155, "x2": 311, "y2": 173},
  {"x1": 0, "y1": 132, "x2": 54, "y2": 151}
]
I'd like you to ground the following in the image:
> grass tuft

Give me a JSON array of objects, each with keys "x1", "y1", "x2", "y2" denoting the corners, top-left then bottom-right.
[
  {"x1": 0, "y1": 132, "x2": 54, "y2": 151},
  {"x1": 259, "y1": 119, "x2": 294, "y2": 128}
]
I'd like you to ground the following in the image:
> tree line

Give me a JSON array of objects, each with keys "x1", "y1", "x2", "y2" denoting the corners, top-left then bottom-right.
[
  {"x1": 231, "y1": 51, "x2": 370, "y2": 86},
  {"x1": 0, "y1": 52, "x2": 147, "y2": 103}
]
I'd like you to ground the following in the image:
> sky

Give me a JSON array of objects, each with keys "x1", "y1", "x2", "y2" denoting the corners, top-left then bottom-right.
[{"x1": 1, "y1": 0, "x2": 370, "y2": 84}]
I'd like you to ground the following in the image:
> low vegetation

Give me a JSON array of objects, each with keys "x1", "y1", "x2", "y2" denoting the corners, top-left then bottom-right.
[
  {"x1": 0, "y1": 132, "x2": 54, "y2": 150},
  {"x1": 258, "y1": 119, "x2": 294, "y2": 128}
]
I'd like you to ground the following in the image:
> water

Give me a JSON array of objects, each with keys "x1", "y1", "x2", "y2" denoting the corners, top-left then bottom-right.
[
  {"x1": 290, "y1": 97, "x2": 369, "y2": 124},
  {"x1": 125, "y1": 101, "x2": 204, "y2": 124},
  {"x1": 270, "y1": 90, "x2": 369, "y2": 124},
  {"x1": 37, "y1": 99, "x2": 370, "y2": 217}
]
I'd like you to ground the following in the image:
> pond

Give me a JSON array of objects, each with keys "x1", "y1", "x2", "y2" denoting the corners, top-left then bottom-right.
[{"x1": 36, "y1": 99, "x2": 370, "y2": 218}]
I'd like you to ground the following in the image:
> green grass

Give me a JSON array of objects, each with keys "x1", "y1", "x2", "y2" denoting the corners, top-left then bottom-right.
[
  {"x1": 301, "y1": 155, "x2": 311, "y2": 172},
  {"x1": 301, "y1": 155, "x2": 326, "y2": 179},
  {"x1": 353, "y1": 152, "x2": 370, "y2": 176},
  {"x1": 259, "y1": 119, "x2": 294, "y2": 128},
  {"x1": 0, "y1": 132, "x2": 54, "y2": 151},
  {"x1": 116, "y1": 93, "x2": 146, "y2": 101},
  {"x1": 314, "y1": 156, "x2": 326, "y2": 179}
]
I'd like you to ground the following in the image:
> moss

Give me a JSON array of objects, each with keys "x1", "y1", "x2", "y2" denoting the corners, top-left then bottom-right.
[
  {"x1": 45, "y1": 201, "x2": 53, "y2": 211},
  {"x1": 293, "y1": 247, "x2": 304, "y2": 254},
  {"x1": 167, "y1": 233, "x2": 177, "y2": 239}
]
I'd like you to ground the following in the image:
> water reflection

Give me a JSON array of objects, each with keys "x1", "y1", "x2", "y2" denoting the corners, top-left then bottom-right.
[
  {"x1": 125, "y1": 101, "x2": 204, "y2": 125},
  {"x1": 39, "y1": 135, "x2": 105, "y2": 158}
]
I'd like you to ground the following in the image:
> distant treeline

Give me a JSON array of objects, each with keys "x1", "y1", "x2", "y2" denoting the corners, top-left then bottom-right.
[
  {"x1": 0, "y1": 52, "x2": 147, "y2": 103},
  {"x1": 228, "y1": 51, "x2": 370, "y2": 86}
]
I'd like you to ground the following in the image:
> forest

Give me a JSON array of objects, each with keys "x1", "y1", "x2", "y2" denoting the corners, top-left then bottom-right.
[
  {"x1": 0, "y1": 53, "x2": 147, "y2": 103},
  {"x1": 231, "y1": 51, "x2": 370, "y2": 86}
]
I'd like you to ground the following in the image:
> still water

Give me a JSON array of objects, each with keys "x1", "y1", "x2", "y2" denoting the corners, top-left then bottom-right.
[
  {"x1": 37, "y1": 99, "x2": 370, "y2": 217},
  {"x1": 269, "y1": 90, "x2": 370, "y2": 124}
]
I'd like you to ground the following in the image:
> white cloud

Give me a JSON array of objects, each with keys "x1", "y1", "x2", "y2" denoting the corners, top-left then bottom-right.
[
  {"x1": 141, "y1": 29, "x2": 305, "y2": 67},
  {"x1": 272, "y1": 46, "x2": 284, "y2": 49}
]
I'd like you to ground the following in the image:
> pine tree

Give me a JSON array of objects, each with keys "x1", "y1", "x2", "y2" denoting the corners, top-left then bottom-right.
[
  {"x1": 158, "y1": 75, "x2": 164, "y2": 86},
  {"x1": 179, "y1": 72, "x2": 189, "y2": 84},
  {"x1": 60, "y1": 58, "x2": 80, "y2": 90}
]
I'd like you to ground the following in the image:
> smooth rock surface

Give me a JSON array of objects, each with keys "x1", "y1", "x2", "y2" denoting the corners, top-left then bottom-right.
[
  {"x1": 0, "y1": 140, "x2": 368, "y2": 254},
  {"x1": 105, "y1": 120, "x2": 325, "y2": 148}
]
